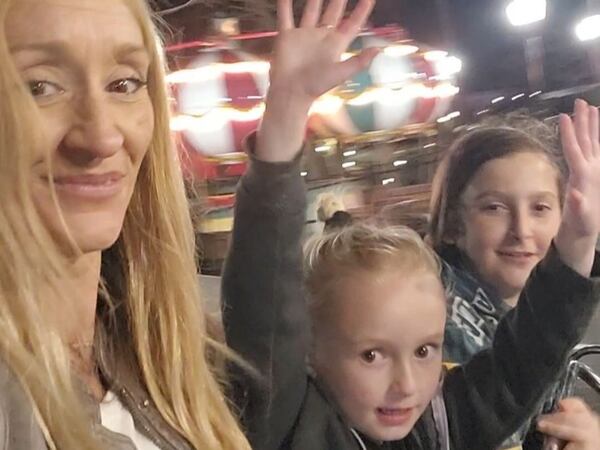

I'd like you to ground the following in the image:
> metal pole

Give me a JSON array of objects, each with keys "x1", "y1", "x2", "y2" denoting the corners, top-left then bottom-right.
[{"x1": 524, "y1": 35, "x2": 545, "y2": 91}]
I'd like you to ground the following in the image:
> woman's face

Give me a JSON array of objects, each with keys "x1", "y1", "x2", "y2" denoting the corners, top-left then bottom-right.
[{"x1": 7, "y1": 0, "x2": 154, "y2": 254}]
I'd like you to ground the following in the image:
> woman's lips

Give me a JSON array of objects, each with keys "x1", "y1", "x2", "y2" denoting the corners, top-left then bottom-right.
[{"x1": 44, "y1": 172, "x2": 125, "y2": 200}]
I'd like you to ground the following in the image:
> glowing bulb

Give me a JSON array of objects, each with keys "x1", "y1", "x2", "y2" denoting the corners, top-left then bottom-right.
[
  {"x1": 506, "y1": 0, "x2": 546, "y2": 26},
  {"x1": 576, "y1": 15, "x2": 600, "y2": 42}
]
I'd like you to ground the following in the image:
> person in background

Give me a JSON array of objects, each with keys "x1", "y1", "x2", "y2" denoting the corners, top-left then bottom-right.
[{"x1": 429, "y1": 109, "x2": 600, "y2": 449}]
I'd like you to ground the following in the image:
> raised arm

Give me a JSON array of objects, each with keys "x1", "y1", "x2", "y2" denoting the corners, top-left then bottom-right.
[
  {"x1": 443, "y1": 101, "x2": 600, "y2": 450},
  {"x1": 221, "y1": 149, "x2": 308, "y2": 450},
  {"x1": 222, "y1": 1, "x2": 377, "y2": 448}
]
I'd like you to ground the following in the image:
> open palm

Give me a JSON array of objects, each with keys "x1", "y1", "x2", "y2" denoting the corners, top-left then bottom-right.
[
  {"x1": 256, "y1": 0, "x2": 378, "y2": 162},
  {"x1": 270, "y1": 0, "x2": 378, "y2": 105},
  {"x1": 560, "y1": 99, "x2": 600, "y2": 239}
]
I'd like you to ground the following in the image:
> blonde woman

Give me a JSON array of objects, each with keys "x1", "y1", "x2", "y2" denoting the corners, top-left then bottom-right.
[{"x1": 0, "y1": 0, "x2": 251, "y2": 448}]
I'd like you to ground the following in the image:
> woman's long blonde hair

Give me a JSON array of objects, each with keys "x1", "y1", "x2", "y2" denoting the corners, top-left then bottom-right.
[{"x1": 0, "y1": 0, "x2": 250, "y2": 448}]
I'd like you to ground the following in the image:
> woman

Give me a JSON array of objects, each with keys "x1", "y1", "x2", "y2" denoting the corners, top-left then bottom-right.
[{"x1": 0, "y1": 0, "x2": 250, "y2": 448}]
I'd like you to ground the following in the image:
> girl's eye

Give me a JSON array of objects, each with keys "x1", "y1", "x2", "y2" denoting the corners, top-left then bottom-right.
[
  {"x1": 361, "y1": 350, "x2": 380, "y2": 364},
  {"x1": 108, "y1": 78, "x2": 147, "y2": 95},
  {"x1": 482, "y1": 203, "x2": 507, "y2": 212},
  {"x1": 28, "y1": 80, "x2": 64, "y2": 98},
  {"x1": 533, "y1": 203, "x2": 552, "y2": 213},
  {"x1": 415, "y1": 345, "x2": 431, "y2": 359}
]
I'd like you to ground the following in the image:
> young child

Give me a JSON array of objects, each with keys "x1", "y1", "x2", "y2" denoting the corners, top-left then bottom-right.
[
  {"x1": 429, "y1": 107, "x2": 600, "y2": 449},
  {"x1": 221, "y1": 0, "x2": 600, "y2": 449}
]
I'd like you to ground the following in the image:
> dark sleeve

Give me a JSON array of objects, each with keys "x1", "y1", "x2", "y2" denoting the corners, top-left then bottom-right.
[
  {"x1": 221, "y1": 142, "x2": 309, "y2": 450},
  {"x1": 443, "y1": 245, "x2": 600, "y2": 450}
]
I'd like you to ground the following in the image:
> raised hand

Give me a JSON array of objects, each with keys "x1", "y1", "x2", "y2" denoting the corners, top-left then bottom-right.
[
  {"x1": 537, "y1": 397, "x2": 600, "y2": 450},
  {"x1": 555, "y1": 99, "x2": 600, "y2": 277},
  {"x1": 270, "y1": 0, "x2": 378, "y2": 105},
  {"x1": 256, "y1": 0, "x2": 378, "y2": 162}
]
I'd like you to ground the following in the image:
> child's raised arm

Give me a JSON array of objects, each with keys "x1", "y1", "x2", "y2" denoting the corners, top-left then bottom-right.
[
  {"x1": 255, "y1": 0, "x2": 378, "y2": 163},
  {"x1": 222, "y1": 1, "x2": 377, "y2": 448},
  {"x1": 555, "y1": 99, "x2": 600, "y2": 277}
]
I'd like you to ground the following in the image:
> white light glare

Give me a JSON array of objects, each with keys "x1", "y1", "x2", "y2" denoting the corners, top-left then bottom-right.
[
  {"x1": 343, "y1": 150, "x2": 357, "y2": 157},
  {"x1": 506, "y1": 0, "x2": 547, "y2": 27},
  {"x1": 576, "y1": 15, "x2": 600, "y2": 42},
  {"x1": 315, "y1": 145, "x2": 330, "y2": 153},
  {"x1": 491, "y1": 96, "x2": 505, "y2": 104},
  {"x1": 393, "y1": 160, "x2": 408, "y2": 167},
  {"x1": 512, "y1": 93, "x2": 525, "y2": 101},
  {"x1": 301, "y1": 171, "x2": 308, "y2": 177},
  {"x1": 342, "y1": 161, "x2": 357, "y2": 169},
  {"x1": 382, "y1": 178, "x2": 396, "y2": 186},
  {"x1": 529, "y1": 90, "x2": 542, "y2": 98},
  {"x1": 438, "y1": 110, "x2": 461, "y2": 124},
  {"x1": 384, "y1": 45, "x2": 419, "y2": 57}
]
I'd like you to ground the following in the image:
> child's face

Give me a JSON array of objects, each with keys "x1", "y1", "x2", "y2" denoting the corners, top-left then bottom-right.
[
  {"x1": 457, "y1": 152, "x2": 561, "y2": 302},
  {"x1": 313, "y1": 268, "x2": 446, "y2": 441}
]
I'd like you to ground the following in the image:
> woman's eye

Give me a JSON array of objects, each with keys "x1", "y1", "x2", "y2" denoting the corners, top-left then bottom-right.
[
  {"x1": 108, "y1": 78, "x2": 147, "y2": 95},
  {"x1": 28, "y1": 80, "x2": 64, "y2": 98}
]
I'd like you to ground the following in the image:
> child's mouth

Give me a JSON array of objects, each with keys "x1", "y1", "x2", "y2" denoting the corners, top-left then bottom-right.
[{"x1": 375, "y1": 407, "x2": 414, "y2": 426}]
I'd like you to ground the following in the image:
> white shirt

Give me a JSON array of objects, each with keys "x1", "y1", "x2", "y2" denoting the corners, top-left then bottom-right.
[{"x1": 100, "y1": 390, "x2": 160, "y2": 450}]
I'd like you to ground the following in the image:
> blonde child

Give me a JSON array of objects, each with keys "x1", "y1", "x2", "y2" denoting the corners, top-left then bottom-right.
[{"x1": 221, "y1": 0, "x2": 600, "y2": 449}]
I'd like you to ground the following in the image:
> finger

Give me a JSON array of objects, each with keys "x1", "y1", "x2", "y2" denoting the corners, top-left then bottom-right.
[
  {"x1": 560, "y1": 113, "x2": 585, "y2": 173},
  {"x1": 559, "y1": 397, "x2": 591, "y2": 413},
  {"x1": 320, "y1": 0, "x2": 348, "y2": 27},
  {"x1": 574, "y1": 98, "x2": 593, "y2": 160},
  {"x1": 334, "y1": 47, "x2": 379, "y2": 80},
  {"x1": 300, "y1": 0, "x2": 323, "y2": 27},
  {"x1": 278, "y1": 0, "x2": 295, "y2": 30},
  {"x1": 537, "y1": 416, "x2": 586, "y2": 442},
  {"x1": 589, "y1": 105, "x2": 599, "y2": 156},
  {"x1": 338, "y1": 0, "x2": 375, "y2": 36}
]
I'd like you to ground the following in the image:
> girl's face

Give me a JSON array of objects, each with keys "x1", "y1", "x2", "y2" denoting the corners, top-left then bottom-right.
[
  {"x1": 312, "y1": 268, "x2": 446, "y2": 442},
  {"x1": 457, "y1": 152, "x2": 562, "y2": 304},
  {"x1": 7, "y1": 0, "x2": 154, "y2": 254}
]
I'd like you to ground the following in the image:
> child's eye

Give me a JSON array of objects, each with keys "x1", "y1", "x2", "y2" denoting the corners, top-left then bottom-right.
[
  {"x1": 28, "y1": 80, "x2": 64, "y2": 98},
  {"x1": 482, "y1": 203, "x2": 507, "y2": 212},
  {"x1": 533, "y1": 203, "x2": 552, "y2": 213},
  {"x1": 360, "y1": 350, "x2": 381, "y2": 364},
  {"x1": 108, "y1": 78, "x2": 147, "y2": 95},
  {"x1": 415, "y1": 345, "x2": 437, "y2": 359}
]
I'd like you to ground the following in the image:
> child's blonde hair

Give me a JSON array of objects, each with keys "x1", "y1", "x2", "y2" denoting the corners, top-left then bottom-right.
[{"x1": 304, "y1": 223, "x2": 442, "y2": 320}]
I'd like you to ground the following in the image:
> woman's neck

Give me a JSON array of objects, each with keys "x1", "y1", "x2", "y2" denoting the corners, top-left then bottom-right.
[
  {"x1": 55, "y1": 251, "x2": 102, "y2": 348},
  {"x1": 57, "y1": 251, "x2": 105, "y2": 400}
]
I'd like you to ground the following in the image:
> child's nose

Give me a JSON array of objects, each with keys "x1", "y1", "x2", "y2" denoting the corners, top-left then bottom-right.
[
  {"x1": 389, "y1": 361, "x2": 418, "y2": 397},
  {"x1": 510, "y1": 210, "x2": 534, "y2": 240}
]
